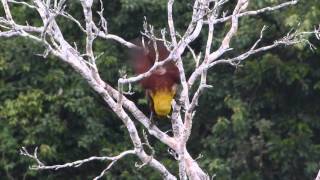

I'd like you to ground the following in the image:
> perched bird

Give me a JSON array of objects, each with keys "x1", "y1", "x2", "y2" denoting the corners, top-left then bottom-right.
[{"x1": 129, "y1": 38, "x2": 180, "y2": 117}]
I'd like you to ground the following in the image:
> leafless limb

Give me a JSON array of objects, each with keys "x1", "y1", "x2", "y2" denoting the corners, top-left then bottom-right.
[
  {"x1": 0, "y1": 0, "x2": 176, "y2": 179},
  {"x1": 0, "y1": 0, "x2": 318, "y2": 179},
  {"x1": 97, "y1": 0, "x2": 108, "y2": 34},
  {"x1": 60, "y1": 11, "x2": 86, "y2": 33},
  {"x1": 20, "y1": 147, "x2": 44, "y2": 167},
  {"x1": 0, "y1": 30, "x2": 20, "y2": 37},
  {"x1": 167, "y1": 0, "x2": 177, "y2": 46},
  {"x1": 187, "y1": 45, "x2": 201, "y2": 67},
  {"x1": 213, "y1": 0, "x2": 299, "y2": 24},
  {"x1": 316, "y1": 169, "x2": 320, "y2": 180},
  {"x1": 7, "y1": 0, "x2": 36, "y2": 9},
  {"x1": 20, "y1": 146, "x2": 136, "y2": 180},
  {"x1": 20, "y1": 147, "x2": 135, "y2": 171},
  {"x1": 207, "y1": 26, "x2": 320, "y2": 69}
]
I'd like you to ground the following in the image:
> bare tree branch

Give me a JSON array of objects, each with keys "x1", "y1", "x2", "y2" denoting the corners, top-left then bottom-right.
[
  {"x1": 316, "y1": 169, "x2": 320, "y2": 180},
  {"x1": 0, "y1": 0, "x2": 318, "y2": 179},
  {"x1": 7, "y1": 0, "x2": 36, "y2": 9},
  {"x1": 213, "y1": 0, "x2": 299, "y2": 24},
  {"x1": 20, "y1": 147, "x2": 135, "y2": 171}
]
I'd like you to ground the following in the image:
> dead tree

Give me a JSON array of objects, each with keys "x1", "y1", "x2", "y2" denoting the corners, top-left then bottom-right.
[{"x1": 0, "y1": 0, "x2": 319, "y2": 179}]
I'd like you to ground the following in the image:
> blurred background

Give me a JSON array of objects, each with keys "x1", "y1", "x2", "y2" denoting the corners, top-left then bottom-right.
[{"x1": 0, "y1": 0, "x2": 319, "y2": 179}]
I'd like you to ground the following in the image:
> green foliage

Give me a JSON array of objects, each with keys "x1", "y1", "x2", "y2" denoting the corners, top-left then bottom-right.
[{"x1": 0, "y1": 0, "x2": 319, "y2": 179}]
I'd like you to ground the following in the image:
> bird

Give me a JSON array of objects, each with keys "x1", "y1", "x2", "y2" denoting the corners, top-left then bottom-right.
[{"x1": 129, "y1": 37, "x2": 180, "y2": 117}]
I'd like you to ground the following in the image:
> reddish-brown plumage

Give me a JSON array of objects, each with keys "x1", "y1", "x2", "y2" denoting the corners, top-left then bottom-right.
[
  {"x1": 130, "y1": 38, "x2": 180, "y2": 91},
  {"x1": 130, "y1": 38, "x2": 180, "y2": 116}
]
